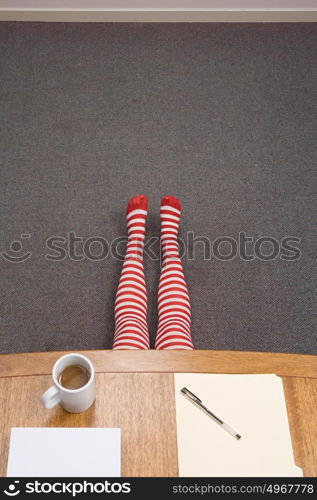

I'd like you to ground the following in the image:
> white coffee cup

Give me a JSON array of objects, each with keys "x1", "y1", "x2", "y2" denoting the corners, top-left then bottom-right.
[{"x1": 41, "y1": 353, "x2": 96, "y2": 413}]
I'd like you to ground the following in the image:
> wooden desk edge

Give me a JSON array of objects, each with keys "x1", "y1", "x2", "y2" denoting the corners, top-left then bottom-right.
[{"x1": 0, "y1": 349, "x2": 316, "y2": 378}]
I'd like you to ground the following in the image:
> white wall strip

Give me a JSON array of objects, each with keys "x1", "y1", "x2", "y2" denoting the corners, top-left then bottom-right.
[{"x1": 0, "y1": 8, "x2": 317, "y2": 22}]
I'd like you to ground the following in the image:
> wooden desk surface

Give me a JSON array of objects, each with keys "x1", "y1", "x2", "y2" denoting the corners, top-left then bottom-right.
[{"x1": 0, "y1": 350, "x2": 316, "y2": 477}]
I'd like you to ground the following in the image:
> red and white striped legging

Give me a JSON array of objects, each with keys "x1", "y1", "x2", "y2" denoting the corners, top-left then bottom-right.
[{"x1": 113, "y1": 196, "x2": 194, "y2": 350}]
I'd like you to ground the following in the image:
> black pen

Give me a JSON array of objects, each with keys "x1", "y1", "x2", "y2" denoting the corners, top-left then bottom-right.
[{"x1": 181, "y1": 387, "x2": 241, "y2": 440}]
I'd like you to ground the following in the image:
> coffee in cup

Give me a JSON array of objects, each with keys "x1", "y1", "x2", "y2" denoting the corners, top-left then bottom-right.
[{"x1": 58, "y1": 364, "x2": 91, "y2": 390}]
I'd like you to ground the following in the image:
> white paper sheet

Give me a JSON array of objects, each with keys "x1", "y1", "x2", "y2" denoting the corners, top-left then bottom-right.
[
  {"x1": 174, "y1": 374, "x2": 303, "y2": 477},
  {"x1": 7, "y1": 427, "x2": 121, "y2": 477}
]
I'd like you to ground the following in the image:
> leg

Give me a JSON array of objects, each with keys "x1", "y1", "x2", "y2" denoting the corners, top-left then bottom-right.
[
  {"x1": 155, "y1": 196, "x2": 194, "y2": 350},
  {"x1": 113, "y1": 195, "x2": 150, "y2": 350}
]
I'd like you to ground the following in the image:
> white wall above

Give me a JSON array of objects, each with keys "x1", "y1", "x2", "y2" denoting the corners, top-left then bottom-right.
[
  {"x1": 0, "y1": 0, "x2": 317, "y2": 22},
  {"x1": 1, "y1": 1, "x2": 317, "y2": 7}
]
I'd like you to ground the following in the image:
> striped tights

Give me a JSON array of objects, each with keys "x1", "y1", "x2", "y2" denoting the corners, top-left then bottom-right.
[{"x1": 113, "y1": 195, "x2": 194, "y2": 350}]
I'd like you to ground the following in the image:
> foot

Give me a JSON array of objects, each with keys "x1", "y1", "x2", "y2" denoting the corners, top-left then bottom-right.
[
  {"x1": 160, "y1": 196, "x2": 181, "y2": 267},
  {"x1": 125, "y1": 195, "x2": 148, "y2": 258},
  {"x1": 126, "y1": 194, "x2": 148, "y2": 215},
  {"x1": 161, "y1": 195, "x2": 181, "y2": 212}
]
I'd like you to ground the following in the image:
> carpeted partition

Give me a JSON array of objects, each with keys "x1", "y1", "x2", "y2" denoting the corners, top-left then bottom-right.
[{"x1": 0, "y1": 22, "x2": 315, "y2": 354}]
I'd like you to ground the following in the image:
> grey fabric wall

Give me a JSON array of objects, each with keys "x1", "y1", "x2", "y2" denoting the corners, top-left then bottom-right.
[{"x1": 0, "y1": 22, "x2": 315, "y2": 354}]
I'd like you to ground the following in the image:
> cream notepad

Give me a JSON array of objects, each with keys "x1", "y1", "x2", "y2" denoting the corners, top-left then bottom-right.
[
  {"x1": 174, "y1": 374, "x2": 302, "y2": 477},
  {"x1": 7, "y1": 428, "x2": 121, "y2": 477}
]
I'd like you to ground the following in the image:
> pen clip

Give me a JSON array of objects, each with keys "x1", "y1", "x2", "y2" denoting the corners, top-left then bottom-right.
[{"x1": 181, "y1": 387, "x2": 202, "y2": 403}]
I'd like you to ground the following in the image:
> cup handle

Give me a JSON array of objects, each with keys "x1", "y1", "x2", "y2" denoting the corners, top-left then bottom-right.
[{"x1": 41, "y1": 385, "x2": 61, "y2": 409}]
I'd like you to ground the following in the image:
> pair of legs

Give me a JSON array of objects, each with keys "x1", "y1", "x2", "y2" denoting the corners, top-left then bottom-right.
[{"x1": 112, "y1": 195, "x2": 194, "y2": 350}]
